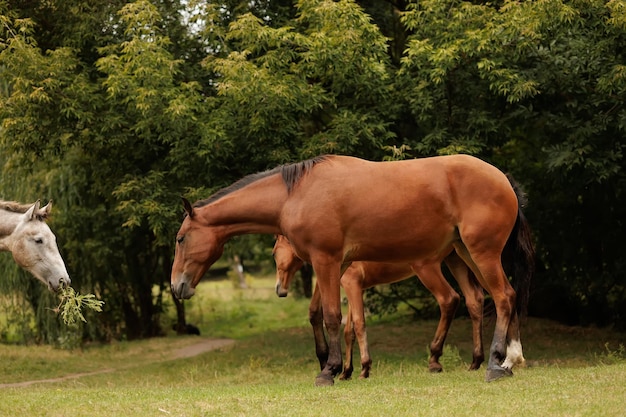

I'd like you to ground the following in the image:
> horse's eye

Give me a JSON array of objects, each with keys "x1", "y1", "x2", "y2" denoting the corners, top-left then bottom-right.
[
  {"x1": 34, "y1": 238, "x2": 43, "y2": 244},
  {"x1": 176, "y1": 236, "x2": 184, "y2": 244}
]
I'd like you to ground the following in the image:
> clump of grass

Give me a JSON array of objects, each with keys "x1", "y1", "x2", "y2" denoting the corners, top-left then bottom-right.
[
  {"x1": 595, "y1": 342, "x2": 625, "y2": 365},
  {"x1": 54, "y1": 287, "x2": 105, "y2": 327},
  {"x1": 424, "y1": 344, "x2": 466, "y2": 370}
]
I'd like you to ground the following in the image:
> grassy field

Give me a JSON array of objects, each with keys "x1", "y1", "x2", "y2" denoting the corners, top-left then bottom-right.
[{"x1": 0, "y1": 275, "x2": 624, "y2": 416}]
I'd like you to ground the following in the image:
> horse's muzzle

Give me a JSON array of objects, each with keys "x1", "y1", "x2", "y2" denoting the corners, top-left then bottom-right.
[
  {"x1": 172, "y1": 278, "x2": 196, "y2": 300},
  {"x1": 49, "y1": 276, "x2": 71, "y2": 292},
  {"x1": 275, "y1": 282, "x2": 289, "y2": 298}
]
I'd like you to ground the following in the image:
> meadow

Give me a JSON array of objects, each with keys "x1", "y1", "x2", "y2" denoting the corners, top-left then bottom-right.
[{"x1": 0, "y1": 275, "x2": 624, "y2": 417}]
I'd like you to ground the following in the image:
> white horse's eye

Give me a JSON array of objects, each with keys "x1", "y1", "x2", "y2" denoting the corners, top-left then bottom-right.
[{"x1": 34, "y1": 238, "x2": 44, "y2": 244}]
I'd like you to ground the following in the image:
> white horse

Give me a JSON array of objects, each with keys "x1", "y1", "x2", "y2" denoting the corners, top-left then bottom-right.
[{"x1": 0, "y1": 200, "x2": 70, "y2": 291}]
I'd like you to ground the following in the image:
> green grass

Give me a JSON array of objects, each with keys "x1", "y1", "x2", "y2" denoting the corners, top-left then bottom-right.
[{"x1": 0, "y1": 276, "x2": 624, "y2": 416}]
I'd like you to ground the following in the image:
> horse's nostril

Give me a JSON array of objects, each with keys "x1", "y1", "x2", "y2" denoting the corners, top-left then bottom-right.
[{"x1": 172, "y1": 282, "x2": 184, "y2": 299}]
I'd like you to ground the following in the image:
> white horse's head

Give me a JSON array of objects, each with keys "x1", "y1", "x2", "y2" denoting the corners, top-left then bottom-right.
[{"x1": 9, "y1": 201, "x2": 70, "y2": 291}]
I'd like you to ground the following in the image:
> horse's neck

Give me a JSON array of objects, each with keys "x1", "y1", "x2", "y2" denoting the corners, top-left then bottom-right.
[
  {"x1": 0, "y1": 210, "x2": 21, "y2": 252},
  {"x1": 200, "y1": 176, "x2": 286, "y2": 238}
]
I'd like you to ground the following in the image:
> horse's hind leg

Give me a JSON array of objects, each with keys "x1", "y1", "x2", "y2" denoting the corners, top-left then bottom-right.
[
  {"x1": 309, "y1": 285, "x2": 328, "y2": 371},
  {"x1": 412, "y1": 262, "x2": 460, "y2": 373},
  {"x1": 501, "y1": 310, "x2": 525, "y2": 370},
  {"x1": 444, "y1": 252, "x2": 485, "y2": 370},
  {"x1": 479, "y1": 262, "x2": 516, "y2": 381},
  {"x1": 454, "y1": 243, "x2": 516, "y2": 382}
]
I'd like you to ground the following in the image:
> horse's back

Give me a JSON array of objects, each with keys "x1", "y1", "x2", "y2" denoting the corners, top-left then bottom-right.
[
  {"x1": 282, "y1": 154, "x2": 517, "y2": 264},
  {"x1": 292, "y1": 154, "x2": 514, "y2": 222},
  {"x1": 314, "y1": 154, "x2": 509, "y2": 192}
]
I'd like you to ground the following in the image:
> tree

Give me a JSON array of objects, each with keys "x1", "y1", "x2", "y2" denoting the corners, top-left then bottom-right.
[
  {"x1": 0, "y1": 0, "x2": 399, "y2": 342},
  {"x1": 2, "y1": 0, "x2": 626, "y2": 343},
  {"x1": 391, "y1": 0, "x2": 626, "y2": 327},
  {"x1": 0, "y1": 0, "x2": 210, "y2": 341}
]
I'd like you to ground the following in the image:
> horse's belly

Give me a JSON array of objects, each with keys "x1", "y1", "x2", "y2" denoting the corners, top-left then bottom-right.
[{"x1": 341, "y1": 222, "x2": 457, "y2": 264}]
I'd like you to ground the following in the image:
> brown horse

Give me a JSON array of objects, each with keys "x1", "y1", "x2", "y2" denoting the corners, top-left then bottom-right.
[
  {"x1": 171, "y1": 154, "x2": 534, "y2": 385},
  {"x1": 273, "y1": 235, "x2": 485, "y2": 379}
]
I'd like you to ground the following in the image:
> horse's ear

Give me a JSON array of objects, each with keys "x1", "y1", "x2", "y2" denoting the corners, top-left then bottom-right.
[
  {"x1": 39, "y1": 200, "x2": 52, "y2": 219},
  {"x1": 182, "y1": 197, "x2": 194, "y2": 219},
  {"x1": 25, "y1": 200, "x2": 41, "y2": 221}
]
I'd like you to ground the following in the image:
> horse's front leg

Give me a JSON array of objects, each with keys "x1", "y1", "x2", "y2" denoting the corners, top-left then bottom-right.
[
  {"x1": 339, "y1": 304, "x2": 356, "y2": 380},
  {"x1": 308, "y1": 284, "x2": 328, "y2": 370},
  {"x1": 341, "y1": 277, "x2": 371, "y2": 379},
  {"x1": 311, "y1": 259, "x2": 343, "y2": 386}
]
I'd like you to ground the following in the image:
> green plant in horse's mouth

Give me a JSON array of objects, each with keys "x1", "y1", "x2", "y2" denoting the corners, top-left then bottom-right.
[{"x1": 55, "y1": 287, "x2": 105, "y2": 327}]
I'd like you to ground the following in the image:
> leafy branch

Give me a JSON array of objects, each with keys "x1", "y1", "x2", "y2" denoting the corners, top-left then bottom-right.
[{"x1": 54, "y1": 287, "x2": 105, "y2": 327}]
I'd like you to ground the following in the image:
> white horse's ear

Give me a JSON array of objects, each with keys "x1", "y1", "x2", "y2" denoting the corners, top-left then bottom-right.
[
  {"x1": 39, "y1": 200, "x2": 52, "y2": 219},
  {"x1": 25, "y1": 200, "x2": 41, "y2": 221}
]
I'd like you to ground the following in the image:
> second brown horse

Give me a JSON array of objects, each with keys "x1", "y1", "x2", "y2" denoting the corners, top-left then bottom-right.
[{"x1": 273, "y1": 235, "x2": 485, "y2": 379}]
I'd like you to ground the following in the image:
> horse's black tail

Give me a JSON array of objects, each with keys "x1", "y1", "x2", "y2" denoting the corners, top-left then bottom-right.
[{"x1": 503, "y1": 174, "x2": 535, "y2": 318}]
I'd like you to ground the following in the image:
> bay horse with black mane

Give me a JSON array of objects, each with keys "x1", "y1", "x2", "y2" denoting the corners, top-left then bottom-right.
[
  {"x1": 273, "y1": 235, "x2": 486, "y2": 379},
  {"x1": 171, "y1": 154, "x2": 534, "y2": 385}
]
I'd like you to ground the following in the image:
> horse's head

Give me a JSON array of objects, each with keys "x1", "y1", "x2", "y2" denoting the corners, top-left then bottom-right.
[
  {"x1": 10, "y1": 201, "x2": 70, "y2": 292},
  {"x1": 171, "y1": 198, "x2": 224, "y2": 300},
  {"x1": 272, "y1": 235, "x2": 304, "y2": 297}
]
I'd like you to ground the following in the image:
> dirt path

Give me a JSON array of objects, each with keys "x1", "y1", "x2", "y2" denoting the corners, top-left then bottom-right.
[
  {"x1": 0, "y1": 338, "x2": 235, "y2": 389},
  {"x1": 171, "y1": 338, "x2": 235, "y2": 359}
]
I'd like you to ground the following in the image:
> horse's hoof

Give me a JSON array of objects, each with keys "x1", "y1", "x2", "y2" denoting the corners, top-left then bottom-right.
[
  {"x1": 314, "y1": 374, "x2": 335, "y2": 387},
  {"x1": 468, "y1": 363, "x2": 481, "y2": 371},
  {"x1": 428, "y1": 364, "x2": 443, "y2": 373},
  {"x1": 485, "y1": 366, "x2": 513, "y2": 382}
]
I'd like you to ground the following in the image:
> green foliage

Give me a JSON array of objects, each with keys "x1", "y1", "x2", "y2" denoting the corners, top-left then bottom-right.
[
  {"x1": 2, "y1": 0, "x2": 626, "y2": 342},
  {"x1": 0, "y1": 0, "x2": 205, "y2": 342},
  {"x1": 595, "y1": 342, "x2": 626, "y2": 365},
  {"x1": 56, "y1": 286, "x2": 104, "y2": 328},
  {"x1": 365, "y1": 282, "x2": 440, "y2": 320},
  {"x1": 396, "y1": 0, "x2": 626, "y2": 328},
  {"x1": 50, "y1": 286, "x2": 105, "y2": 349},
  {"x1": 204, "y1": 0, "x2": 395, "y2": 169}
]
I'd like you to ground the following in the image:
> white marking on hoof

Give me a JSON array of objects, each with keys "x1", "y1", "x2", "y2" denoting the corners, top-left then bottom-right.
[{"x1": 502, "y1": 339, "x2": 525, "y2": 370}]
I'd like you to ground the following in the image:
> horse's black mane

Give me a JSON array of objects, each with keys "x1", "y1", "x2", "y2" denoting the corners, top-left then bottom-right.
[{"x1": 193, "y1": 155, "x2": 329, "y2": 208}]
